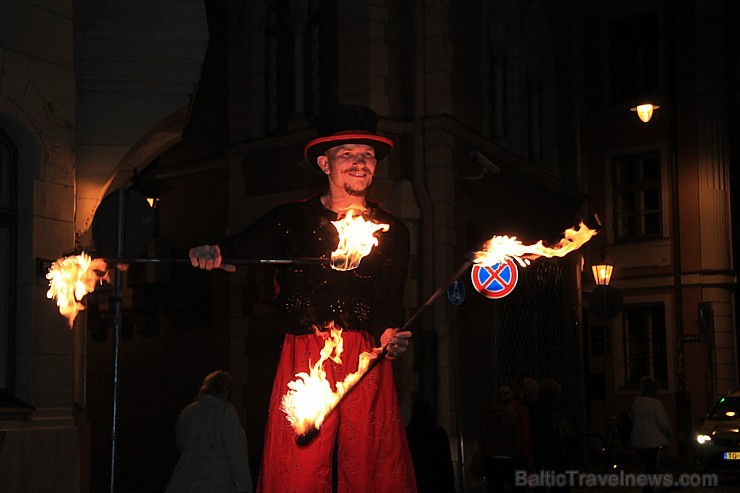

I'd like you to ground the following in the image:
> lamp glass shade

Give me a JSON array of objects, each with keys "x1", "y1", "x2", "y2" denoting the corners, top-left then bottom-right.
[
  {"x1": 631, "y1": 104, "x2": 660, "y2": 123},
  {"x1": 591, "y1": 263, "x2": 614, "y2": 286}
]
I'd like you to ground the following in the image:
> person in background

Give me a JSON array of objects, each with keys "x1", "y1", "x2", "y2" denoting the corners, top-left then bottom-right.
[
  {"x1": 166, "y1": 370, "x2": 252, "y2": 493},
  {"x1": 628, "y1": 376, "x2": 671, "y2": 493},
  {"x1": 406, "y1": 399, "x2": 456, "y2": 492},
  {"x1": 510, "y1": 381, "x2": 534, "y2": 474},
  {"x1": 521, "y1": 377, "x2": 539, "y2": 410},
  {"x1": 530, "y1": 378, "x2": 574, "y2": 492},
  {"x1": 479, "y1": 385, "x2": 522, "y2": 493}
]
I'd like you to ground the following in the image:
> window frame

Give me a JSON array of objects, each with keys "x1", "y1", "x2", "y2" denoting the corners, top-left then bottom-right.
[
  {"x1": 612, "y1": 150, "x2": 663, "y2": 241},
  {"x1": 528, "y1": 78, "x2": 543, "y2": 161},
  {"x1": 488, "y1": 51, "x2": 508, "y2": 140},
  {"x1": 620, "y1": 303, "x2": 668, "y2": 390},
  {"x1": 303, "y1": 0, "x2": 338, "y2": 121},
  {"x1": 265, "y1": 0, "x2": 338, "y2": 135},
  {"x1": 265, "y1": 0, "x2": 295, "y2": 135}
]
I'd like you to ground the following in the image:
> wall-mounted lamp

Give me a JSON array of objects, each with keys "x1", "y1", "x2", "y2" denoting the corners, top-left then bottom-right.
[
  {"x1": 591, "y1": 262, "x2": 614, "y2": 286},
  {"x1": 460, "y1": 151, "x2": 501, "y2": 180},
  {"x1": 630, "y1": 103, "x2": 660, "y2": 123},
  {"x1": 130, "y1": 167, "x2": 170, "y2": 209}
]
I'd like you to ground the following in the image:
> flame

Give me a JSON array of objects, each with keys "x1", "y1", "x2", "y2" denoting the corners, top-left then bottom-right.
[
  {"x1": 46, "y1": 253, "x2": 110, "y2": 327},
  {"x1": 472, "y1": 221, "x2": 598, "y2": 267},
  {"x1": 280, "y1": 322, "x2": 381, "y2": 436},
  {"x1": 330, "y1": 209, "x2": 389, "y2": 271}
]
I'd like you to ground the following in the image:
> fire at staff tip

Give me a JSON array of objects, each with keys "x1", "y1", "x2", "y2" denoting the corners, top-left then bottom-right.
[
  {"x1": 295, "y1": 427, "x2": 320, "y2": 446},
  {"x1": 591, "y1": 214, "x2": 603, "y2": 229}
]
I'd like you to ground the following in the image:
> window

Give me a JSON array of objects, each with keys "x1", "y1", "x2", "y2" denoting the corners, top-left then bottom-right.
[
  {"x1": 612, "y1": 150, "x2": 662, "y2": 240},
  {"x1": 489, "y1": 54, "x2": 507, "y2": 139},
  {"x1": 528, "y1": 79, "x2": 542, "y2": 161},
  {"x1": 608, "y1": 12, "x2": 659, "y2": 105},
  {"x1": 265, "y1": 0, "x2": 294, "y2": 134},
  {"x1": 266, "y1": 0, "x2": 337, "y2": 134},
  {"x1": 0, "y1": 129, "x2": 17, "y2": 399},
  {"x1": 623, "y1": 304, "x2": 667, "y2": 388},
  {"x1": 303, "y1": 0, "x2": 337, "y2": 121}
]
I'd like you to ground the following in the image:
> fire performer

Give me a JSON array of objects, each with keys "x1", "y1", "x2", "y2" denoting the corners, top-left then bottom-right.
[{"x1": 189, "y1": 105, "x2": 416, "y2": 492}]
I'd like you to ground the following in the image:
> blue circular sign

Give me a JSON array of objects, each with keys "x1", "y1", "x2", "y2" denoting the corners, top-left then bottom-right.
[
  {"x1": 470, "y1": 260, "x2": 519, "y2": 299},
  {"x1": 447, "y1": 279, "x2": 466, "y2": 306}
]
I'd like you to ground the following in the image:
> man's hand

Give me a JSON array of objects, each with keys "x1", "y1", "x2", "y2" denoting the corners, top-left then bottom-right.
[
  {"x1": 380, "y1": 328, "x2": 412, "y2": 360},
  {"x1": 188, "y1": 244, "x2": 236, "y2": 272}
]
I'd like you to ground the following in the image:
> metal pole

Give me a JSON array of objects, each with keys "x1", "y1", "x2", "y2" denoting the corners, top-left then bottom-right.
[
  {"x1": 295, "y1": 259, "x2": 474, "y2": 445},
  {"x1": 603, "y1": 322, "x2": 608, "y2": 443},
  {"x1": 399, "y1": 260, "x2": 473, "y2": 332},
  {"x1": 602, "y1": 287, "x2": 609, "y2": 468},
  {"x1": 109, "y1": 189, "x2": 125, "y2": 493},
  {"x1": 100, "y1": 257, "x2": 328, "y2": 265}
]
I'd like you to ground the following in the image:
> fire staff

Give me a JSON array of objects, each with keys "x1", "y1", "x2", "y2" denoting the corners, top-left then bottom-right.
[{"x1": 189, "y1": 105, "x2": 416, "y2": 492}]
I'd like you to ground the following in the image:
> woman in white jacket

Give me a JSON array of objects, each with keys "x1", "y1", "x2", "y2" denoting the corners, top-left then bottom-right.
[
  {"x1": 166, "y1": 370, "x2": 252, "y2": 493},
  {"x1": 628, "y1": 376, "x2": 671, "y2": 493}
]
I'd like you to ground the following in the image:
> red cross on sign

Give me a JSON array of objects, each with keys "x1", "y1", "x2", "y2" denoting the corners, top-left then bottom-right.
[{"x1": 470, "y1": 259, "x2": 519, "y2": 299}]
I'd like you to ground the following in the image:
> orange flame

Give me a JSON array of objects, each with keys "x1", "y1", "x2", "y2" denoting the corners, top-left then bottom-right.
[
  {"x1": 46, "y1": 253, "x2": 110, "y2": 327},
  {"x1": 330, "y1": 209, "x2": 389, "y2": 271},
  {"x1": 280, "y1": 322, "x2": 381, "y2": 435},
  {"x1": 472, "y1": 221, "x2": 598, "y2": 267}
]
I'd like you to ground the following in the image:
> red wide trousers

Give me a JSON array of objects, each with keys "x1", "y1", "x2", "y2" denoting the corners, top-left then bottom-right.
[{"x1": 257, "y1": 330, "x2": 417, "y2": 493}]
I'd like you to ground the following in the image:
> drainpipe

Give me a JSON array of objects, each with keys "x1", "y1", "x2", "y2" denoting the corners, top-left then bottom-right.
[
  {"x1": 666, "y1": 0, "x2": 688, "y2": 455},
  {"x1": 413, "y1": 0, "x2": 465, "y2": 490},
  {"x1": 413, "y1": 0, "x2": 433, "y2": 408}
]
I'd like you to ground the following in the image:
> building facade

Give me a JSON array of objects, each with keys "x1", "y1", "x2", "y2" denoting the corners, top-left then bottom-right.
[
  {"x1": 574, "y1": 0, "x2": 740, "y2": 457},
  {"x1": 1, "y1": 1, "x2": 737, "y2": 491}
]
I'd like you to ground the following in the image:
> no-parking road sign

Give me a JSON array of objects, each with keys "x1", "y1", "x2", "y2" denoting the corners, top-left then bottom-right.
[{"x1": 470, "y1": 259, "x2": 519, "y2": 299}]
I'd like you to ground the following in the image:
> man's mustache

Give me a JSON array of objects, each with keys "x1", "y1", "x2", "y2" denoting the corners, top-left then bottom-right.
[{"x1": 345, "y1": 166, "x2": 374, "y2": 176}]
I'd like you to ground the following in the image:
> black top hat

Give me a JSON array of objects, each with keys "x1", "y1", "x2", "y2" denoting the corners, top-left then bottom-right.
[{"x1": 304, "y1": 105, "x2": 394, "y2": 166}]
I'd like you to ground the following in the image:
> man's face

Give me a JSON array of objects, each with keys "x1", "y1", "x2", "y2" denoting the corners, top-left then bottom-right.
[{"x1": 318, "y1": 143, "x2": 377, "y2": 197}]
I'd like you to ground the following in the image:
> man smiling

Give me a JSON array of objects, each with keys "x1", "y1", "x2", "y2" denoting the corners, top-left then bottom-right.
[
  {"x1": 318, "y1": 143, "x2": 377, "y2": 198},
  {"x1": 189, "y1": 105, "x2": 417, "y2": 492}
]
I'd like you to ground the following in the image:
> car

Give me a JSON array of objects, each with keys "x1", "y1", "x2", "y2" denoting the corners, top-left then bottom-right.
[{"x1": 692, "y1": 389, "x2": 740, "y2": 474}]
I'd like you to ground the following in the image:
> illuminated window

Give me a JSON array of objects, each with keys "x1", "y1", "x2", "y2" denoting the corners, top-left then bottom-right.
[
  {"x1": 623, "y1": 304, "x2": 667, "y2": 388},
  {"x1": 612, "y1": 151, "x2": 662, "y2": 240},
  {"x1": 0, "y1": 129, "x2": 16, "y2": 399}
]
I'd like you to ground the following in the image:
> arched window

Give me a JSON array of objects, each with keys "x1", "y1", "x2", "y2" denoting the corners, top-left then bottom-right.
[
  {"x1": 0, "y1": 129, "x2": 17, "y2": 399},
  {"x1": 303, "y1": 0, "x2": 337, "y2": 121}
]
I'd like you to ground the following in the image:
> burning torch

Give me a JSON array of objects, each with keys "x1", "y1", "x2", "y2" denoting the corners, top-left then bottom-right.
[
  {"x1": 45, "y1": 190, "x2": 392, "y2": 492},
  {"x1": 284, "y1": 220, "x2": 599, "y2": 445}
]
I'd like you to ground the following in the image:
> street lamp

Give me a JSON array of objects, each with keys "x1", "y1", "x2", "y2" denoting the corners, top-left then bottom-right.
[
  {"x1": 591, "y1": 262, "x2": 614, "y2": 286},
  {"x1": 589, "y1": 261, "x2": 622, "y2": 471},
  {"x1": 630, "y1": 103, "x2": 660, "y2": 123}
]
